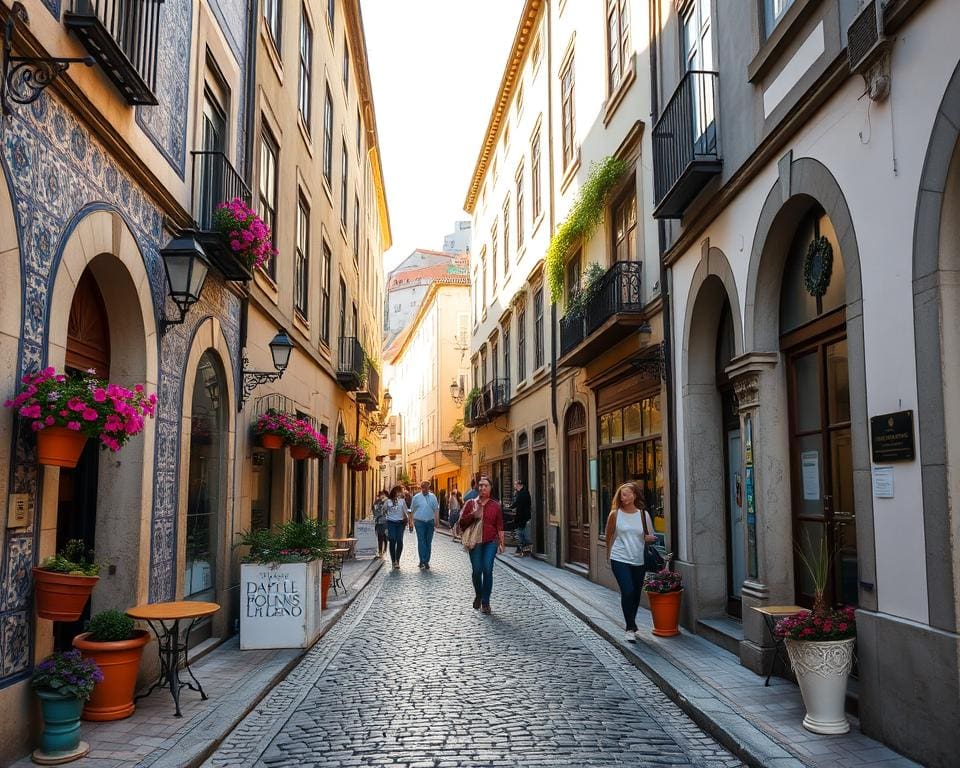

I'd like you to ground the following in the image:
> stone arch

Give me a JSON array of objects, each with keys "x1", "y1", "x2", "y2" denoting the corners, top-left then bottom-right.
[
  {"x1": 45, "y1": 206, "x2": 159, "y2": 615},
  {"x1": 912, "y1": 59, "x2": 960, "y2": 633},
  {"x1": 176, "y1": 317, "x2": 236, "y2": 639},
  {"x1": 744, "y1": 155, "x2": 876, "y2": 611},
  {"x1": 679, "y1": 247, "x2": 744, "y2": 620},
  {"x1": 0, "y1": 154, "x2": 22, "y2": 526}
]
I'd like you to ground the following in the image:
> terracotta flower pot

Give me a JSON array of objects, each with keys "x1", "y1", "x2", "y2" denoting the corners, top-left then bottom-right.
[
  {"x1": 321, "y1": 571, "x2": 332, "y2": 609},
  {"x1": 647, "y1": 589, "x2": 683, "y2": 637},
  {"x1": 289, "y1": 445, "x2": 311, "y2": 460},
  {"x1": 350, "y1": 462, "x2": 369, "y2": 472},
  {"x1": 260, "y1": 434, "x2": 284, "y2": 450},
  {"x1": 72, "y1": 630, "x2": 150, "y2": 721},
  {"x1": 335, "y1": 454, "x2": 351, "y2": 464},
  {"x1": 36, "y1": 426, "x2": 88, "y2": 468},
  {"x1": 33, "y1": 568, "x2": 99, "y2": 622}
]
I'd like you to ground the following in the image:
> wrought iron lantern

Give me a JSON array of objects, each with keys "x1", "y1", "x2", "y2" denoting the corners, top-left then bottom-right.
[{"x1": 159, "y1": 232, "x2": 210, "y2": 333}]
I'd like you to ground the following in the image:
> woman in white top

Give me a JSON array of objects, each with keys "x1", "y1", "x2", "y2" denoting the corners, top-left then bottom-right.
[
  {"x1": 605, "y1": 481, "x2": 657, "y2": 642},
  {"x1": 385, "y1": 484, "x2": 411, "y2": 569}
]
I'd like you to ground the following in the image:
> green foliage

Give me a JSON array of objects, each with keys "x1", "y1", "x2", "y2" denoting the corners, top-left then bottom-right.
[
  {"x1": 566, "y1": 262, "x2": 607, "y2": 318},
  {"x1": 86, "y1": 609, "x2": 136, "y2": 643},
  {"x1": 237, "y1": 517, "x2": 333, "y2": 565},
  {"x1": 39, "y1": 539, "x2": 100, "y2": 577},
  {"x1": 449, "y1": 419, "x2": 465, "y2": 441},
  {"x1": 32, "y1": 650, "x2": 102, "y2": 701},
  {"x1": 397, "y1": 470, "x2": 411, "y2": 484},
  {"x1": 545, "y1": 156, "x2": 628, "y2": 305}
]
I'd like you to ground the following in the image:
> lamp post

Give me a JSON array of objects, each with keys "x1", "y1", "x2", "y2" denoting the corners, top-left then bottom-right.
[
  {"x1": 159, "y1": 231, "x2": 211, "y2": 334},
  {"x1": 367, "y1": 390, "x2": 393, "y2": 436},
  {"x1": 239, "y1": 329, "x2": 294, "y2": 408}
]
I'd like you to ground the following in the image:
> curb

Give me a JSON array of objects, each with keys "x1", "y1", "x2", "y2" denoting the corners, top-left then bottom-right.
[
  {"x1": 496, "y1": 554, "x2": 806, "y2": 768},
  {"x1": 181, "y1": 557, "x2": 385, "y2": 768}
]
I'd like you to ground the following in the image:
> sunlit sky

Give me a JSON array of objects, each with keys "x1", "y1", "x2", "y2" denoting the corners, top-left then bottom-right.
[{"x1": 361, "y1": 1, "x2": 521, "y2": 273}]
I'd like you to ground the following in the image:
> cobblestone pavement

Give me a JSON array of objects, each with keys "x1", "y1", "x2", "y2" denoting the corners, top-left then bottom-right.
[{"x1": 207, "y1": 536, "x2": 743, "y2": 768}]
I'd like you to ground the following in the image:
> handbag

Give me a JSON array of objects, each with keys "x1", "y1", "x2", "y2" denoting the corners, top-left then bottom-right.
[
  {"x1": 640, "y1": 509, "x2": 665, "y2": 571},
  {"x1": 458, "y1": 500, "x2": 485, "y2": 551}
]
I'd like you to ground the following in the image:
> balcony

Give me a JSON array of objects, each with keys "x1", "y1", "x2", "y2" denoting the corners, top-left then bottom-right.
[
  {"x1": 191, "y1": 151, "x2": 253, "y2": 281},
  {"x1": 464, "y1": 394, "x2": 485, "y2": 428},
  {"x1": 336, "y1": 336, "x2": 366, "y2": 391},
  {"x1": 558, "y1": 261, "x2": 647, "y2": 367},
  {"x1": 652, "y1": 70, "x2": 722, "y2": 219},
  {"x1": 482, "y1": 378, "x2": 510, "y2": 418},
  {"x1": 64, "y1": 0, "x2": 164, "y2": 105},
  {"x1": 357, "y1": 357, "x2": 380, "y2": 408}
]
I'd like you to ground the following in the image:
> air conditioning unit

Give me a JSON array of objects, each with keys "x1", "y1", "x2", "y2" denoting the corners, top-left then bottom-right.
[{"x1": 848, "y1": 0, "x2": 887, "y2": 73}]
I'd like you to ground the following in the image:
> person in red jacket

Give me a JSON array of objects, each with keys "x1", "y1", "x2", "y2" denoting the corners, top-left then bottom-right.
[{"x1": 458, "y1": 476, "x2": 504, "y2": 614}]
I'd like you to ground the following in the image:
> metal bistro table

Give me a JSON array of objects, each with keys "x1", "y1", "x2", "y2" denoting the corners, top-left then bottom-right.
[
  {"x1": 753, "y1": 604, "x2": 808, "y2": 686},
  {"x1": 328, "y1": 547, "x2": 350, "y2": 595},
  {"x1": 127, "y1": 600, "x2": 220, "y2": 716}
]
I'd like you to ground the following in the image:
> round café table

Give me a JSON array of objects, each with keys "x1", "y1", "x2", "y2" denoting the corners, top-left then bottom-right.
[
  {"x1": 127, "y1": 600, "x2": 220, "y2": 717},
  {"x1": 328, "y1": 548, "x2": 350, "y2": 595}
]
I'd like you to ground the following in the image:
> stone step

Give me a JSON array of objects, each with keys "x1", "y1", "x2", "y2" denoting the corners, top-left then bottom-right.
[{"x1": 696, "y1": 616, "x2": 744, "y2": 656}]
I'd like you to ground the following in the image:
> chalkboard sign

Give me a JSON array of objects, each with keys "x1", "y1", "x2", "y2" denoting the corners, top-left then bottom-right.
[{"x1": 870, "y1": 410, "x2": 915, "y2": 462}]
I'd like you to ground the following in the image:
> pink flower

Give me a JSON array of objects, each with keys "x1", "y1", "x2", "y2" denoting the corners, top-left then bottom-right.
[
  {"x1": 30, "y1": 421, "x2": 42, "y2": 431},
  {"x1": 19, "y1": 404, "x2": 41, "y2": 419},
  {"x1": 93, "y1": 388, "x2": 107, "y2": 402},
  {"x1": 67, "y1": 421, "x2": 81, "y2": 431},
  {"x1": 82, "y1": 408, "x2": 99, "y2": 422},
  {"x1": 44, "y1": 416, "x2": 55, "y2": 426}
]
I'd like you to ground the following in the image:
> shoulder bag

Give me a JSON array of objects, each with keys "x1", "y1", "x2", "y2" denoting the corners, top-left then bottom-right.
[
  {"x1": 640, "y1": 510, "x2": 665, "y2": 572},
  {"x1": 459, "y1": 500, "x2": 484, "y2": 551}
]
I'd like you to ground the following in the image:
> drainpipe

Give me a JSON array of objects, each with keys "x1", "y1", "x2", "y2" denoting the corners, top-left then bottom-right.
[{"x1": 546, "y1": 0, "x2": 558, "y2": 431}]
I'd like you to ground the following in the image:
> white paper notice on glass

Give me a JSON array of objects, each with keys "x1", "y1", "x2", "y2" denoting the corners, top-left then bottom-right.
[
  {"x1": 801, "y1": 451, "x2": 820, "y2": 501},
  {"x1": 872, "y1": 466, "x2": 894, "y2": 498}
]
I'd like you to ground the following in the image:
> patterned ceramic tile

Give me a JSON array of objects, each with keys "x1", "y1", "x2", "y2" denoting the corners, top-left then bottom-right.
[{"x1": 1, "y1": 612, "x2": 29, "y2": 678}]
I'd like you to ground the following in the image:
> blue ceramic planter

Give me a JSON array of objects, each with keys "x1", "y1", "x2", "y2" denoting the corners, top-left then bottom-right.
[{"x1": 35, "y1": 690, "x2": 83, "y2": 754}]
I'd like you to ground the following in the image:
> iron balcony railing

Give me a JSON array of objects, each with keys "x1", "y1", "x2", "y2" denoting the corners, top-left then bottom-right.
[
  {"x1": 651, "y1": 70, "x2": 721, "y2": 217},
  {"x1": 482, "y1": 378, "x2": 510, "y2": 416},
  {"x1": 559, "y1": 261, "x2": 643, "y2": 358},
  {"x1": 336, "y1": 337, "x2": 366, "y2": 391},
  {"x1": 64, "y1": 0, "x2": 164, "y2": 105},
  {"x1": 464, "y1": 395, "x2": 485, "y2": 428},
  {"x1": 190, "y1": 151, "x2": 253, "y2": 280},
  {"x1": 358, "y1": 358, "x2": 380, "y2": 408}
]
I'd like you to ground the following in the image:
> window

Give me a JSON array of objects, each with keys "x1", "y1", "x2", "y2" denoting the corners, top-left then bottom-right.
[
  {"x1": 682, "y1": 0, "x2": 713, "y2": 72},
  {"x1": 323, "y1": 86, "x2": 333, "y2": 185},
  {"x1": 356, "y1": 108, "x2": 362, "y2": 157},
  {"x1": 480, "y1": 247, "x2": 487, "y2": 309},
  {"x1": 353, "y1": 194, "x2": 360, "y2": 261},
  {"x1": 492, "y1": 156, "x2": 499, "y2": 184},
  {"x1": 502, "y1": 197, "x2": 510, "y2": 274},
  {"x1": 320, "y1": 240, "x2": 332, "y2": 343},
  {"x1": 298, "y1": 8, "x2": 312, "y2": 128},
  {"x1": 517, "y1": 306, "x2": 527, "y2": 382},
  {"x1": 515, "y1": 164, "x2": 525, "y2": 249},
  {"x1": 607, "y1": 0, "x2": 631, "y2": 92},
  {"x1": 327, "y1": 0, "x2": 334, "y2": 29},
  {"x1": 342, "y1": 38, "x2": 350, "y2": 91},
  {"x1": 534, "y1": 287, "x2": 544, "y2": 369},
  {"x1": 531, "y1": 33, "x2": 542, "y2": 73},
  {"x1": 503, "y1": 325, "x2": 511, "y2": 385},
  {"x1": 613, "y1": 185, "x2": 637, "y2": 263},
  {"x1": 560, "y1": 55, "x2": 576, "y2": 168},
  {"x1": 338, "y1": 278, "x2": 347, "y2": 339},
  {"x1": 340, "y1": 140, "x2": 349, "y2": 227},
  {"x1": 491, "y1": 336, "x2": 499, "y2": 382},
  {"x1": 491, "y1": 223, "x2": 498, "y2": 289},
  {"x1": 294, "y1": 194, "x2": 310, "y2": 318},
  {"x1": 566, "y1": 250, "x2": 582, "y2": 303},
  {"x1": 264, "y1": 0, "x2": 281, "y2": 51},
  {"x1": 763, "y1": 0, "x2": 794, "y2": 38},
  {"x1": 531, "y1": 128, "x2": 542, "y2": 221},
  {"x1": 503, "y1": 121, "x2": 511, "y2": 149},
  {"x1": 258, "y1": 125, "x2": 278, "y2": 280},
  {"x1": 516, "y1": 82, "x2": 524, "y2": 115}
]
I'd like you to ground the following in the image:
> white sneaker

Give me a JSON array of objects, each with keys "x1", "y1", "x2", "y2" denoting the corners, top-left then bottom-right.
[
  {"x1": 625, "y1": 631, "x2": 636, "y2": 643},
  {"x1": 634, "y1": 629, "x2": 643, "y2": 641}
]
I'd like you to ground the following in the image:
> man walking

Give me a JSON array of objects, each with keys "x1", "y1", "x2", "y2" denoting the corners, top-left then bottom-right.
[
  {"x1": 510, "y1": 479, "x2": 532, "y2": 556},
  {"x1": 411, "y1": 480, "x2": 440, "y2": 569},
  {"x1": 463, "y1": 478, "x2": 479, "y2": 502}
]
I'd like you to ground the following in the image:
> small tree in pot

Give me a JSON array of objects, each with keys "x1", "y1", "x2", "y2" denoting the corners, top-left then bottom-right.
[
  {"x1": 31, "y1": 649, "x2": 102, "y2": 763},
  {"x1": 72, "y1": 609, "x2": 150, "y2": 721}
]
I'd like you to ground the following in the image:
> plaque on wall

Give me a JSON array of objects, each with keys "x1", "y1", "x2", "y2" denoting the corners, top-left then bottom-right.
[{"x1": 870, "y1": 410, "x2": 915, "y2": 462}]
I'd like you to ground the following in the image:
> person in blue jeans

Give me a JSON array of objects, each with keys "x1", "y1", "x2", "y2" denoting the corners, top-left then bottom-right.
[
  {"x1": 411, "y1": 480, "x2": 440, "y2": 569},
  {"x1": 459, "y1": 477, "x2": 504, "y2": 614},
  {"x1": 605, "y1": 481, "x2": 657, "y2": 642},
  {"x1": 384, "y1": 484, "x2": 410, "y2": 570}
]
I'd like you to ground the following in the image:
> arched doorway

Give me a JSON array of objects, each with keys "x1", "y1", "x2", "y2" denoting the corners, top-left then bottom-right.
[
  {"x1": 779, "y1": 206, "x2": 856, "y2": 608},
  {"x1": 184, "y1": 351, "x2": 226, "y2": 620},
  {"x1": 564, "y1": 403, "x2": 589, "y2": 567}
]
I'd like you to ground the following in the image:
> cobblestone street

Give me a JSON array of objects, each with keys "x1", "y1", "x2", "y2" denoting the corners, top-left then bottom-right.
[{"x1": 206, "y1": 536, "x2": 742, "y2": 768}]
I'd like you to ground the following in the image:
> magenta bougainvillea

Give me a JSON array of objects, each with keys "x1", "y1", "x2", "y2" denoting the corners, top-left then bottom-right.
[
  {"x1": 254, "y1": 408, "x2": 331, "y2": 457},
  {"x1": 4, "y1": 367, "x2": 156, "y2": 452},
  {"x1": 643, "y1": 568, "x2": 683, "y2": 594},
  {"x1": 212, "y1": 197, "x2": 275, "y2": 271},
  {"x1": 774, "y1": 605, "x2": 856, "y2": 642}
]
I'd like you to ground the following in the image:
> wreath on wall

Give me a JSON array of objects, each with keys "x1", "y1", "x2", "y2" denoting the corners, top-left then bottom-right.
[{"x1": 803, "y1": 235, "x2": 833, "y2": 298}]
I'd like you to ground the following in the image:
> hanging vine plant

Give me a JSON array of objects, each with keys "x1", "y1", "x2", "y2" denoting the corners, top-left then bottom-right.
[
  {"x1": 803, "y1": 235, "x2": 833, "y2": 298},
  {"x1": 545, "y1": 156, "x2": 628, "y2": 305}
]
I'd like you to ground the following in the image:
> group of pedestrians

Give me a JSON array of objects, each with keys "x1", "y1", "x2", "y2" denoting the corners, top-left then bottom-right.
[{"x1": 373, "y1": 481, "x2": 440, "y2": 569}]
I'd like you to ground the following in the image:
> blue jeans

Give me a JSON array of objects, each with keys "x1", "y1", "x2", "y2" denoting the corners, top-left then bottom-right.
[
  {"x1": 414, "y1": 519, "x2": 435, "y2": 565},
  {"x1": 610, "y1": 559, "x2": 646, "y2": 631},
  {"x1": 516, "y1": 522, "x2": 531, "y2": 549},
  {"x1": 469, "y1": 540, "x2": 498, "y2": 605},
  {"x1": 386, "y1": 520, "x2": 406, "y2": 562}
]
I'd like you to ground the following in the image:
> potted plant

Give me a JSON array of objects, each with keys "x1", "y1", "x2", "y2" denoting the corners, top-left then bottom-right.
[
  {"x1": 4, "y1": 367, "x2": 157, "y2": 468},
  {"x1": 288, "y1": 418, "x2": 331, "y2": 461},
  {"x1": 72, "y1": 609, "x2": 150, "y2": 721},
  {"x1": 33, "y1": 539, "x2": 100, "y2": 622},
  {"x1": 643, "y1": 567, "x2": 683, "y2": 637},
  {"x1": 335, "y1": 438, "x2": 357, "y2": 464},
  {"x1": 30, "y1": 649, "x2": 102, "y2": 764},
  {"x1": 236, "y1": 518, "x2": 332, "y2": 649},
  {"x1": 212, "y1": 197, "x2": 276, "y2": 275},
  {"x1": 349, "y1": 439, "x2": 371, "y2": 472},
  {"x1": 566, "y1": 262, "x2": 606, "y2": 319},
  {"x1": 254, "y1": 408, "x2": 294, "y2": 450},
  {"x1": 774, "y1": 537, "x2": 856, "y2": 735}
]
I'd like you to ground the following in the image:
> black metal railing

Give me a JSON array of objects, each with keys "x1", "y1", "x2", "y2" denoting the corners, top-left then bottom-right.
[
  {"x1": 559, "y1": 261, "x2": 643, "y2": 358},
  {"x1": 652, "y1": 70, "x2": 720, "y2": 206},
  {"x1": 337, "y1": 336, "x2": 367, "y2": 390},
  {"x1": 359, "y1": 358, "x2": 380, "y2": 407},
  {"x1": 65, "y1": 0, "x2": 164, "y2": 104},
  {"x1": 482, "y1": 378, "x2": 510, "y2": 415},
  {"x1": 191, "y1": 151, "x2": 252, "y2": 232},
  {"x1": 464, "y1": 396, "x2": 485, "y2": 428}
]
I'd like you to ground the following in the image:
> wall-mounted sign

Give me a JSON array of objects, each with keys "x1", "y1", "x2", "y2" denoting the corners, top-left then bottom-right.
[
  {"x1": 872, "y1": 466, "x2": 894, "y2": 498},
  {"x1": 870, "y1": 410, "x2": 915, "y2": 462}
]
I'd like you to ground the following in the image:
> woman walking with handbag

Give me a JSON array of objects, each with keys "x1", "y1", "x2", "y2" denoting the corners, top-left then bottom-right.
[
  {"x1": 373, "y1": 489, "x2": 390, "y2": 559},
  {"x1": 605, "y1": 482, "x2": 658, "y2": 642},
  {"x1": 457, "y1": 476, "x2": 503, "y2": 614},
  {"x1": 385, "y1": 484, "x2": 411, "y2": 570}
]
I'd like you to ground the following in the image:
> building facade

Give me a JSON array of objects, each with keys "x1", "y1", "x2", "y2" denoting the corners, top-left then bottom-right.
[
  {"x1": 442, "y1": 220, "x2": 472, "y2": 254},
  {"x1": 465, "y1": 0, "x2": 665, "y2": 585},
  {"x1": 384, "y1": 248, "x2": 467, "y2": 343},
  {"x1": 649, "y1": 0, "x2": 959, "y2": 763}
]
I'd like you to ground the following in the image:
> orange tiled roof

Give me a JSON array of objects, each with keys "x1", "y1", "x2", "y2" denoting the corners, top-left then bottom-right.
[{"x1": 387, "y1": 262, "x2": 469, "y2": 291}]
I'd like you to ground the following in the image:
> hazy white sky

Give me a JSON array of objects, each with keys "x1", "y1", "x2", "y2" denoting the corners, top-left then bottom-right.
[{"x1": 360, "y1": 1, "x2": 520, "y2": 273}]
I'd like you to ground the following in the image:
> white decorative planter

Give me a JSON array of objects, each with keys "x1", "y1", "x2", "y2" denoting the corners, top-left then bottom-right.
[
  {"x1": 240, "y1": 560, "x2": 322, "y2": 650},
  {"x1": 785, "y1": 637, "x2": 856, "y2": 734}
]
